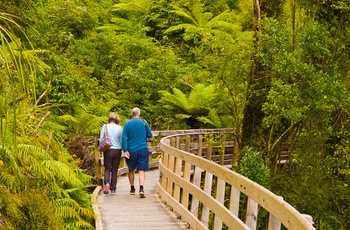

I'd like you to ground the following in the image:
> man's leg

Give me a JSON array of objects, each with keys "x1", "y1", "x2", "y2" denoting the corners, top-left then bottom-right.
[
  {"x1": 137, "y1": 148, "x2": 149, "y2": 198},
  {"x1": 138, "y1": 170, "x2": 146, "y2": 198},
  {"x1": 128, "y1": 170, "x2": 135, "y2": 195},
  {"x1": 139, "y1": 170, "x2": 145, "y2": 187}
]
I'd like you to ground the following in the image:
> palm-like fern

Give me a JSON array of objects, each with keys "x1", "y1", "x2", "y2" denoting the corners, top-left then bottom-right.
[
  {"x1": 159, "y1": 84, "x2": 222, "y2": 128},
  {"x1": 98, "y1": 0, "x2": 152, "y2": 35},
  {"x1": 164, "y1": 1, "x2": 238, "y2": 44}
]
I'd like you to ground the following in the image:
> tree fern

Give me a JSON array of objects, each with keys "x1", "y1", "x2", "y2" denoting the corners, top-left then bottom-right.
[
  {"x1": 158, "y1": 88, "x2": 190, "y2": 112},
  {"x1": 165, "y1": 2, "x2": 237, "y2": 45},
  {"x1": 105, "y1": 0, "x2": 153, "y2": 36},
  {"x1": 158, "y1": 84, "x2": 223, "y2": 128}
]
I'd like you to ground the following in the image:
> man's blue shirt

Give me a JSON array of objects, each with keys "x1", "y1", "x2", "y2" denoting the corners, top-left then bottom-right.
[{"x1": 122, "y1": 118, "x2": 152, "y2": 153}]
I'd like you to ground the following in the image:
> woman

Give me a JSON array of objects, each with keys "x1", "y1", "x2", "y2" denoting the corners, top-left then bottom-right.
[{"x1": 99, "y1": 112, "x2": 123, "y2": 194}]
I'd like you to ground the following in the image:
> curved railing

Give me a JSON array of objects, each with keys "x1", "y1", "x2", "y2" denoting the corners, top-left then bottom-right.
[{"x1": 157, "y1": 130, "x2": 315, "y2": 230}]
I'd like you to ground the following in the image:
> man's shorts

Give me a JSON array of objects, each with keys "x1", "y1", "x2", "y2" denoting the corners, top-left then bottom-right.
[{"x1": 126, "y1": 147, "x2": 149, "y2": 171}]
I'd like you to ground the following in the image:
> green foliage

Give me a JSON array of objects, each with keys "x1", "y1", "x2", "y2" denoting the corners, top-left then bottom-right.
[
  {"x1": 270, "y1": 134, "x2": 350, "y2": 230},
  {"x1": 235, "y1": 146, "x2": 271, "y2": 187}
]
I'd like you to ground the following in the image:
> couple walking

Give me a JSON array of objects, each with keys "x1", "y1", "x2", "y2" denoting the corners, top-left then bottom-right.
[{"x1": 99, "y1": 107, "x2": 152, "y2": 198}]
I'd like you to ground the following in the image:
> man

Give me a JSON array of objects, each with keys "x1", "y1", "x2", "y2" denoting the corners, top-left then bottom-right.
[{"x1": 122, "y1": 107, "x2": 152, "y2": 198}]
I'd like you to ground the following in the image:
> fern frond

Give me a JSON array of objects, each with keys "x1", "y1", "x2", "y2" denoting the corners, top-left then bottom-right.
[
  {"x1": 169, "y1": 9, "x2": 197, "y2": 25},
  {"x1": 210, "y1": 10, "x2": 231, "y2": 22},
  {"x1": 158, "y1": 88, "x2": 190, "y2": 112},
  {"x1": 55, "y1": 198, "x2": 81, "y2": 210},
  {"x1": 189, "y1": 84, "x2": 216, "y2": 109},
  {"x1": 209, "y1": 21, "x2": 240, "y2": 35},
  {"x1": 110, "y1": 17, "x2": 133, "y2": 28},
  {"x1": 164, "y1": 24, "x2": 196, "y2": 34},
  {"x1": 199, "y1": 12, "x2": 213, "y2": 25},
  {"x1": 0, "y1": 172, "x2": 16, "y2": 189},
  {"x1": 42, "y1": 160, "x2": 83, "y2": 188},
  {"x1": 0, "y1": 147, "x2": 24, "y2": 189},
  {"x1": 171, "y1": 88, "x2": 190, "y2": 111},
  {"x1": 78, "y1": 207, "x2": 95, "y2": 218},
  {"x1": 64, "y1": 220, "x2": 94, "y2": 230},
  {"x1": 197, "y1": 110, "x2": 222, "y2": 128},
  {"x1": 55, "y1": 198, "x2": 95, "y2": 229},
  {"x1": 175, "y1": 114, "x2": 192, "y2": 119},
  {"x1": 56, "y1": 206, "x2": 80, "y2": 219}
]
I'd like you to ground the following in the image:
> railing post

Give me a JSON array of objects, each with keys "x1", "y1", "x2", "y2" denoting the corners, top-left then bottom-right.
[
  {"x1": 232, "y1": 129, "x2": 239, "y2": 164},
  {"x1": 268, "y1": 196, "x2": 283, "y2": 230},
  {"x1": 181, "y1": 136, "x2": 191, "y2": 208},
  {"x1": 161, "y1": 139, "x2": 170, "y2": 189},
  {"x1": 246, "y1": 198, "x2": 258, "y2": 230},
  {"x1": 191, "y1": 135, "x2": 203, "y2": 216},
  {"x1": 207, "y1": 144, "x2": 212, "y2": 161},
  {"x1": 173, "y1": 136, "x2": 182, "y2": 201},
  {"x1": 166, "y1": 138, "x2": 176, "y2": 196},
  {"x1": 214, "y1": 138, "x2": 226, "y2": 230},
  {"x1": 214, "y1": 179, "x2": 225, "y2": 230},
  {"x1": 228, "y1": 187, "x2": 240, "y2": 230},
  {"x1": 202, "y1": 144, "x2": 213, "y2": 227}
]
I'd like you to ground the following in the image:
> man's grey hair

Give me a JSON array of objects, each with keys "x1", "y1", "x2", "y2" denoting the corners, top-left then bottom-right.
[{"x1": 131, "y1": 107, "x2": 141, "y2": 117}]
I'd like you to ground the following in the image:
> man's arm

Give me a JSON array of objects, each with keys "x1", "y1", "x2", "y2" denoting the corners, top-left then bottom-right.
[
  {"x1": 145, "y1": 121, "x2": 152, "y2": 138},
  {"x1": 121, "y1": 124, "x2": 128, "y2": 152}
]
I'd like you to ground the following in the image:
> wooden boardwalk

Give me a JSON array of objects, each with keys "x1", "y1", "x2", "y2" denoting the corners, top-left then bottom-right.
[{"x1": 95, "y1": 169, "x2": 188, "y2": 230}]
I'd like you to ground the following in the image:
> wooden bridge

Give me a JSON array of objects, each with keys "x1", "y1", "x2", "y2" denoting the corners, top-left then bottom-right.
[{"x1": 92, "y1": 129, "x2": 315, "y2": 230}]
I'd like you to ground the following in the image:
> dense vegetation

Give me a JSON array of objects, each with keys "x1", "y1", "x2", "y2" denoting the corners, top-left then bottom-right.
[{"x1": 0, "y1": 0, "x2": 349, "y2": 229}]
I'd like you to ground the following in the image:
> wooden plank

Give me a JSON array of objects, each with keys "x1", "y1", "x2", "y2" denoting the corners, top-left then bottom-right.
[
  {"x1": 190, "y1": 135, "x2": 203, "y2": 216},
  {"x1": 190, "y1": 165, "x2": 203, "y2": 216},
  {"x1": 213, "y1": 178, "x2": 225, "y2": 230},
  {"x1": 268, "y1": 196, "x2": 283, "y2": 230},
  {"x1": 167, "y1": 138, "x2": 176, "y2": 195},
  {"x1": 161, "y1": 151, "x2": 169, "y2": 189},
  {"x1": 181, "y1": 136, "x2": 191, "y2": 208},
  {"x1": 228, "y1": 187, "x2": 240, "y2": 230},
  {"x1": 246, "y1": 198, "x2": 258, "y2": 230},
  {"x1": 173, "y1": 136, "x2": 182, "y2": 201},
  {"x1": 229, "y1": 186, "x2": 240, "y2": 216},
  {"x1": 201, "y1": 171, "x2": 213, "y2": 227},
  {"x1": 181, "y1": 161, "x2": 191, "y2": 208}
]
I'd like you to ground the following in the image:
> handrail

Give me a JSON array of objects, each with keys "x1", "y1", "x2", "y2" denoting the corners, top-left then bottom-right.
[{"x1": 157, "y1": 132, "x2": 315, "y2": 230}]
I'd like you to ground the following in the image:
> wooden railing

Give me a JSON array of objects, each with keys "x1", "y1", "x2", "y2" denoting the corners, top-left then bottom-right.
[{"x1": 157, "y1": 130, "x2": 315, "y2": 230}]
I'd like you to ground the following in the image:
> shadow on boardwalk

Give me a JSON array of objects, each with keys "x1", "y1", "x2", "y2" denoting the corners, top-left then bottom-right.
[{"x1": 95, "y1": 169, "x2": 188, "y2": 230}]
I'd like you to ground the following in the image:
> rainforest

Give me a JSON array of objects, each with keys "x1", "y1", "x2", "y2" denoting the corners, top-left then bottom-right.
[{"x1": 0, "y1": 0, "x2": 349, "y2": 229}]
